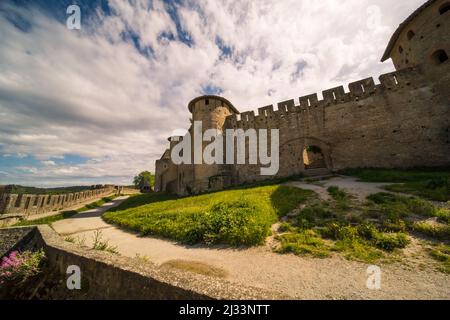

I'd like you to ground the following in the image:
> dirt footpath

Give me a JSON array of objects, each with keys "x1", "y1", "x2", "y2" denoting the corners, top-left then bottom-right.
[{"x1": 286, "y1": 176, "x2": 392, "y2": 202}]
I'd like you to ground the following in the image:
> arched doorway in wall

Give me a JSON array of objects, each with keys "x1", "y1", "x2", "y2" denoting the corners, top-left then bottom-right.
[
  {"x1": 302, "y1": 145, "x2": 327, "y2": 170},
  {"x1": 278, "y1": 137, "x2": 332, "y2": 177}
]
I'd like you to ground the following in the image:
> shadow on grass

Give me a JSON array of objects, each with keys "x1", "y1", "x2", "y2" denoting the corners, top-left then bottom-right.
[
  {"x1": 106, "y1": 193, "x2": 177, "y2": 212},
  {"x1": 340, "y1": 167, "x2": 450, "y2": 202},
  {"x1": 340, "y1": 167, "x2": 450, "y2": 183},
  {"x1": 70, "y1": 198, "x2": 125, "y2": 219},
  {"x1": 70, "y1": 210, "x2": 103, "y2": 219},
  {"x1": 270, "y1": 185, "x2": 315, "y2": 218},
  {"x1": 13, "y1": 210, "x2": 78, "y2": 226},
  {"x1": 106, "y1": 173, "x2": 307, "y2": 214}
]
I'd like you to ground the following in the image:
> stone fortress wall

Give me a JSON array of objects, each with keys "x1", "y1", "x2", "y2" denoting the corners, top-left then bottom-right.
[
  {"x1": 0, "y1": 185, "x2": 115, "y2": 216},
  {"x1": 155, "y1": 0, "x2": 450, "y2": 196},
  {"x1": 225, "y1": 64, "x2": 449, "y2": 182}
]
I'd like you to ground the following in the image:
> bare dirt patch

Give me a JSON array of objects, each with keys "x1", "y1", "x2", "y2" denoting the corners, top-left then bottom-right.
[{"x1": 161, "y1": 260, "x2": 228, "y2": 278}]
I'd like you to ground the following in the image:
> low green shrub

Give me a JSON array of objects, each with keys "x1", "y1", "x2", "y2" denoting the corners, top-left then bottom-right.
[
  {"x1": 327, "y1": 186, "x2": 353, "y2": 210},
  {"x1": 429, "y1": 244, "x2": 450, "y2": 274},
  {"x1": 381, "y1": 219, "x2": 407, "y2": 233},
  {"x1": 367, "y1": 192, "x2": 400, "y2": 204},
  {"x1": 295, "y1": 203, "x2": 334, "y2": 229},
  {"x1": 327, "y1": 186, "x2": 351, "y2": 201},
  {"x1": 91, "y1": 230, "x2": 118, "y2": 254},
  {"x1": 279, "y1": 222, "x2": 296, "y2": 233},
  {"x1": 321, "y1": 222, "x2": 409, "y2": 254},
  {"x1": 407, "y1": 197, "x2": 436, "y2": 217},
  {"x1": 202, "y1": 200, "x2": 269, "y2": 245},
  {"x1": 368, "y1": 193, "x2": 437, "y2": 219},
  {"x1": 345, "y1": 213, "x2": 364, "y2": 224},
  {"x1": 332, "y1": 237, "x2": 384, "y2": 263},
  {"x1": 425, "y1": 177, "x2": 449, "y2": 190},
  {"x1": 379, "y1": 202, "x2": 410, "y2": 220},
  {"x1": 277, "y1": 230, "x2": 331, "y2": 258},
  {"x1": 412, "y1": 222, "x2": 450, "y2": 240},
  {"x1": 435, "y1": 208, "x2": 450, "y2": 224},
  {"x1": 372, "y1": 232, "x2": 409, "y2": 252}
]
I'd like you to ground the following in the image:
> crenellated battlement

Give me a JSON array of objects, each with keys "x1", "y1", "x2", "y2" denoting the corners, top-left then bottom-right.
[
  {"x1": 225, "y1": 66, "x2": 424, "y2": 127},
  {"x1": 0, "y1": 186, "x2": 115, "y2": 217}
]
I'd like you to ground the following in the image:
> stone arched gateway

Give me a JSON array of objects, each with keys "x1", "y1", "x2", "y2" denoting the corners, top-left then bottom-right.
[{"x1": 278, "y1": 137, "x2": 333, "y2": 177}]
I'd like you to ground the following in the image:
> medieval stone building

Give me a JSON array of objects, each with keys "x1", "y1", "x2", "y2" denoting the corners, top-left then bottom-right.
[{"x1": 155, "y1": 0, "x2": 450, "y2": 196}]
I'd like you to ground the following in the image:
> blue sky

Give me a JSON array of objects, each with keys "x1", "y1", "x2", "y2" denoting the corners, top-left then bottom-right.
[{"x1": 0, "y1": 0, "x2": 425, "y2": 187}]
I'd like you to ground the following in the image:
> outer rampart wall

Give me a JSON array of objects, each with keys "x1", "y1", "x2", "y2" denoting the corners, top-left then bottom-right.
[
  {"x1": 0, "y1": 186, "x2": 114, "y2": 216},
  {"x1": 224, "y1": 65, "x2": 450, "y2": 184}
]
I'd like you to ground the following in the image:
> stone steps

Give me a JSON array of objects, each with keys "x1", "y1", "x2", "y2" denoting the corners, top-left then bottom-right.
[{"x1": 303, "y1": 168, "x2": 332, "y2": 177}]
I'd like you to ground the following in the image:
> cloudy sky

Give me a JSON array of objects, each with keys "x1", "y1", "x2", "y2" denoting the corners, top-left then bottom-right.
[{"x1": 0, "y1": 0, "x2": 424, "y2": 187}]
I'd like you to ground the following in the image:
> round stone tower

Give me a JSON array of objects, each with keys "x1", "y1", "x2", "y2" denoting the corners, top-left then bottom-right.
[
  {"x1": 187, "y1": 95, "x2": 239, "y2": 192},
  {"x1": 381, "y1": 0, "x2": 449, "y2": 70},
  {"x1": 188, "y1": 95, "x2": 239, "y2": 132}
]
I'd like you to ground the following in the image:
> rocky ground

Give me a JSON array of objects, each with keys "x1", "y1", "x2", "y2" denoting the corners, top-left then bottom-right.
[{"x1": 0, "y1": 227, "x2": 34, "y2": 258}]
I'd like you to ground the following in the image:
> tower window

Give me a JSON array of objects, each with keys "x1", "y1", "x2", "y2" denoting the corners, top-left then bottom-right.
[
  {"x1": 431, "y1": 50, "x2": 448, "y2": 65},
  {"x1": 205, "y1": 99, "x2": 209, "y2": 105},
  {"x1": 439, "y1": 3, "x2": 450, "y2": 14},
  {"x1": 399, "y1": 45, "x2": 404, "y2": 54},
  {"x1": 407, "y1": 30, "x2": 415, "y2": 40}
]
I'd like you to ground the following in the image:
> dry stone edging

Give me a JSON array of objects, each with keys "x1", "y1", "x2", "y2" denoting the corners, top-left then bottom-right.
[{"x1": 28, "y1": 225, "x2": 289, "y2": 300}]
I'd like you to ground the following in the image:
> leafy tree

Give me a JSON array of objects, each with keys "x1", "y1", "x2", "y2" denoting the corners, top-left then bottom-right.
[{"x1": 133, "y1": 171, "x2": 155, "y2": 188}]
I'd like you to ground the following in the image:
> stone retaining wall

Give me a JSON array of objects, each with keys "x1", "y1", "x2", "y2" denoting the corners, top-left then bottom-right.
[{"x1": 0, "y1": 226, "x2": 285, "y2": 300}]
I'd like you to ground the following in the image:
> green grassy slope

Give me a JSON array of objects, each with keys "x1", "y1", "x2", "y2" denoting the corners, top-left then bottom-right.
[{"x1": 103, "y1": 185, "x2": 313, "y2": 246}]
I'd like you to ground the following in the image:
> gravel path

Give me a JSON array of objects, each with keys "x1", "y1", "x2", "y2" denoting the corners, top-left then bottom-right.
[
  {"x1": 51, "y1": 181, "x2": 450, "y2": 300},
  {"x1": 286, "y1": 176, "x2": 392, "y2": 202}
]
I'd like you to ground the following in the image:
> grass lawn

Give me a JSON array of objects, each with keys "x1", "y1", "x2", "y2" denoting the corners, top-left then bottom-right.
[
  {"x1": 103, "y1": 185, "x2": 314, "y2": 246},
  {"x1": 341, "y1": 168, "x2": 450, "y2": 201},
  {"x1": 13, "y1": 195, "x2": 117, "y2": 227}
]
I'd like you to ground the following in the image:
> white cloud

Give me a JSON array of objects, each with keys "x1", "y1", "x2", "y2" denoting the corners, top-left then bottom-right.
[
  {"x1": 0, "y1": 0, "x2": 425, "y2": 186},
  {"x1": 41, "y1": 160, "x2": 56, "y2": 166},
  {"x1": 16, "y1": 166, "x2": 39, "y2": 174}
]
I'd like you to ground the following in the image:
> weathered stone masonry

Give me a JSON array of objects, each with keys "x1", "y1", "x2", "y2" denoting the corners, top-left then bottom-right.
[
  {"x1": 0, "y1": 185, "x2": 114, "y2": 216},
  {"x1": 155, "y1": 0, "x2": 450, "y2": 196}
]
